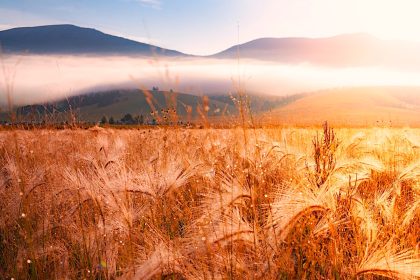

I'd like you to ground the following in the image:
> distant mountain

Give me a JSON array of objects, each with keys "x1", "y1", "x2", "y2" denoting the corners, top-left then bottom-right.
[
  {"x1": 0, "y1": 24, "x2": 187, "y2": 56},
  {"x1": 266, "y1": 86, "x2": 420, "y2": 126},
  {"x1": 213, "y1": 34, "x2": 420, "y2": 69},
  {"x1": 3, "y1": 25, "x2": 420, "y2": 69}
]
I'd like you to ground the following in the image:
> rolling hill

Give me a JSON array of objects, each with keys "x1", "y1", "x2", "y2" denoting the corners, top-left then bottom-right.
[
  {"x1": 264, "y1": 87, "x2": 420, "y2": 126},
  {"x1": 7, "y1": 89, "x2": 304, "y2": 123},
  {"x1": 12, "y1": 89, "x2": 231, "y2": 123},
  {"x1": 0, "y1": 24, "x2": 187, "y2": 56}
]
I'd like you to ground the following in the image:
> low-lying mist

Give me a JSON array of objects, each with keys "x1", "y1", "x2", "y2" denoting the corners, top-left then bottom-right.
[{"x1": 2, "y1": 54, "x2": 420, "y2": 106}]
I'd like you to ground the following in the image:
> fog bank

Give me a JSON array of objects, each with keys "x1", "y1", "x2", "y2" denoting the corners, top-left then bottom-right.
[{"x1": 2, "y1": 54, "x2": 420, "y2": 106}]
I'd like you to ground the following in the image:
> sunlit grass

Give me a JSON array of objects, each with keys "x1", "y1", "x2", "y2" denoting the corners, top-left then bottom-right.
[{"x1": 0, "y1": 125, "x2": 419, "y2": 279}]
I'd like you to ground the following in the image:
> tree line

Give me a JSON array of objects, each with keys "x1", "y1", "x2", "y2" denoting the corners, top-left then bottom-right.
[{"x1": 100, "y1": 114, "x2": 146, "y2": 125}]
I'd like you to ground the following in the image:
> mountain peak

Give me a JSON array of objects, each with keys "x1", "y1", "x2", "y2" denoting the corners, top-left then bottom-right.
[
  {"x1": 0, "y1": 24, "x2": 186, "y2": 56},
  {"x1": 212, "y1": 33, "x2": 419, "y2": 68},
  {"x1": 5, "y1": 24, "x2": 90, "y2": 32}
]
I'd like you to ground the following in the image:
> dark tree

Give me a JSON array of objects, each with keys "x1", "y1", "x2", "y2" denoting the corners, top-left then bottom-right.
[
  {"x1": 100, "y1": 116, "x2": 108, "y2": 124},
  {"x1": 109, "y1": 116, "x2": 115, "y2": 125},
  {"x1": 121, "y1": 113, "x2": 134, "y2": 124},
  {"x1": 134, "y1": 114, "x2": 144, "y2": 124}
]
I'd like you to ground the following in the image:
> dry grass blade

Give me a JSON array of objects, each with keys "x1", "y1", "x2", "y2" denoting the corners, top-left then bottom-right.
[
  {"x1": 357, "y1": 242, "x2": 420, "y2": 280},
  {"x1": 126, "y1": 242, "x2": 183, "y2": 280},
  {"x1": 268, "y1": 181, "x2": 339, "y2": 240}
]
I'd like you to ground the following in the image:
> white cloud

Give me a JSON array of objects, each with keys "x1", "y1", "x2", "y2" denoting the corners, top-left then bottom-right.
[
  {"x1": 136, "y1": 0, "x2": 162, "y2": 9},
  {"x1": 120, "y1": 0, "x2": 162, "y2": 10}
]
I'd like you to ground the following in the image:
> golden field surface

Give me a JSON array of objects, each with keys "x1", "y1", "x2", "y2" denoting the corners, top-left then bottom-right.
[
  {"x1": 265, "y1": 87, "x2": 420, "y2": 126},
  {"x1": 0, "y1": 126, "x2": 419, "y2": 279}
]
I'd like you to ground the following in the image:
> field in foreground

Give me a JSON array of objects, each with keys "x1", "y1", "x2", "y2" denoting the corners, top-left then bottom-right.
[{"x1": 0, "y1": 126, "x2": 419, "y2": 279}]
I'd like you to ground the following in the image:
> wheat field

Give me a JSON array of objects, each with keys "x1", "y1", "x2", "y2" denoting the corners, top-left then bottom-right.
[{"x1": 0, "y1": 125, "x2": 419, "y2": 279}]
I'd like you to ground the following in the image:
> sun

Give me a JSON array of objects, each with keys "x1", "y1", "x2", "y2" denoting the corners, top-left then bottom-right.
[{"x1": 353, "y1": 0, "x2": 420, "y2": 41}]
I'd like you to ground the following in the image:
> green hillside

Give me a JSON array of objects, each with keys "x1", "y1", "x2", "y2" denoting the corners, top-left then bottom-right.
[
  {"x1": 1, "y1": 89, "x2": 307, "y2": 124},
  {"x1": 7, "y1": 89, "x2": 233, "y2": 123}
]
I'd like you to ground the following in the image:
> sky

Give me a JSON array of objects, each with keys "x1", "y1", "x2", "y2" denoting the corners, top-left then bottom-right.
[{"x1": 2, "y1": 0, "x2": 420, "y2": 55}]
